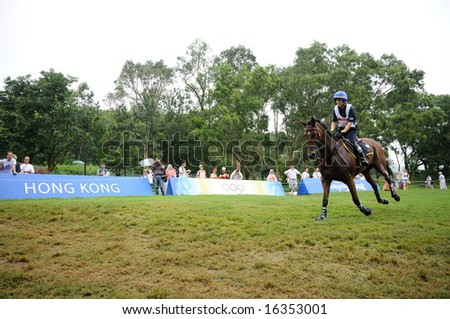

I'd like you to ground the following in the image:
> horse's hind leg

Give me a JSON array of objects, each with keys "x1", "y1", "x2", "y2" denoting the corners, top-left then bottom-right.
[
  {"x1": 372, "y1": 158, "x2": 400, "y2": 202},
  {"x1": 347, "y1": 178, "x2": 372, "y2": 216},
  {"x1": 385, "y1": 165, "x2": 400, "y2": 201},
  {"x1": 362, "y1": 171, "x2": 389, "y2": 204}
]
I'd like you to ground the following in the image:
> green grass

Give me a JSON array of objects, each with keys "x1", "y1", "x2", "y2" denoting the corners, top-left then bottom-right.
[{"x1": 1, "y1": 188, "x2": 449, "y2": 299}]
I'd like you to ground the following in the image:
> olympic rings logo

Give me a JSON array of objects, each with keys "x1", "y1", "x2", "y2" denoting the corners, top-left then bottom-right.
[{"x1": 222, "y1": 183, "x2": 245, "y2": 194}]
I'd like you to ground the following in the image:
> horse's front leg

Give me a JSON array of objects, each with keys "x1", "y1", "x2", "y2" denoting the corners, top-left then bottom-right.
[
  {"x1": 316, "y1": 179, "x2": 331, "y2": 221},
  {"x1": 347, "y1": 179, "x2": 372, "y2": 216}
]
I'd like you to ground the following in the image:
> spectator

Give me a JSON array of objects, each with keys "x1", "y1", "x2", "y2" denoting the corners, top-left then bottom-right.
[
  {"x1": 147, "y1": 168, "x2": 154, "y2": 185},
  {"x1": 438, "y1": 172, "x2": 447, "y2": 190},
  {"x1": 230, "y1": 165, "x2": 243, "y2": 180},
  {"x1": 301, "y1": 167, "x2": 310, "y2": 179},
  {"x1": 20, "y1": 156, "x2": 35, "y2": 174},
  {"x1": 0, "y1": 151, "x2": 17, "y2": 174},
  {"x1": 152, "y1": 158, "x2": 165, "y2": 195},
  {"x1": 14, "y1": 154, "x2": 21, "y2": 173},
  {"x1": 96, "y1": 162, "x2": 110, "y2": 176},
  {"x1": 284, "y1": 164, "x2": 301, "y2": 196},
  {"x1": 142, "y1": 167, "x2": 154, "y2": 185},
  {"x1": 312, "y1": 167, "x2": 322, "y2": 179},
  {"x1": 425, "y1": 175, "x2": 433, "y2": 190},
  {"x1": 266, "y1": 169, "x2": 277, "y2": 182},
  {"x1": 402, "y1": 169, "x2": 409, "y2": 190},
  {"x1": 210, "y1": 167, "x2": 218, "y2": 179},
  {"x1": 165, "y1": 164, "x2": 177, "y2": 181},
  {"x1": 396, "y1": 171, "x2": 403, "y2": 189},
  {"x1": 196, "y1": 164, "x2": 207, "y2": 178},
  {"x1": 179, "y1": 161, "x2": 190, "y2": 178},
  {"x1": 218, "y1": 167, "x2": 229, "y2": 179}
]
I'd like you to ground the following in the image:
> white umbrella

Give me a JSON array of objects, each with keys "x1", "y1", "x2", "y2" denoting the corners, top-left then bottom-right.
[
  {"x1": 139, "y1": 158, "x2": 155, "y2": 167},
  {"x1": 72, "y1": 160, "x2": 85, "y2": 165}
]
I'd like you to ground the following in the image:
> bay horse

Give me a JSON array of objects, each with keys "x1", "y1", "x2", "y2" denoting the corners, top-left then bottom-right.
[{"x1": 301, "y1": 117, "x2": 400, "y2": 220}]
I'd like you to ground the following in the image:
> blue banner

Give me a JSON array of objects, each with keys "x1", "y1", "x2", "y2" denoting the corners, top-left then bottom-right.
[
  {"x1": 166, "y1": 177, "x2": 285, "y2": 196},
  {"x1": 0, "y1": 174, "x2": 153, "y2": 200},
  {"x1": 298, "y1": 178, "x2": 378, "y2": 195}
]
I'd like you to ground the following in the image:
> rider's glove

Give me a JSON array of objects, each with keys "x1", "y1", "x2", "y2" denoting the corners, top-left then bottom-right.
[{"x1": 332, "y1": 131, "x2": 342, "y2": 139}]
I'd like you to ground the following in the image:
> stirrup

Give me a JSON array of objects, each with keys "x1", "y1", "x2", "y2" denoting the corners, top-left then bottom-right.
[
  {"x1": 360, "y1": 157, "x2": 369, "y2": 166},
  {"x1": 357, "y1": 149, "x2": 369, "y2": 166}
]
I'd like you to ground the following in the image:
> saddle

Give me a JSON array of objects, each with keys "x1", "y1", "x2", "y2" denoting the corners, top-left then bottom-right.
[
  {"x1": 357, "y1": 140, "x2": 373, "y2": 156},
  {"x1": 340, "y1": 139, "x2": 373, "y2": 158}
]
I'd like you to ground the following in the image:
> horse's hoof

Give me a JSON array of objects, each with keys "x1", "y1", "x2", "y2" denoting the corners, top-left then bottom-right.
[
  {"x1": 393, "y1": 195, "x2": 400, "y2": 202},
  {"x1": 315, "y1": 213, "x2": 327, "y2": 221},
  {"x1": 362, "y1": 207, "x2": 372, "y2": 216},
  {"x1": 382, "y1": 199, "x2": 389, "y2": 205}
]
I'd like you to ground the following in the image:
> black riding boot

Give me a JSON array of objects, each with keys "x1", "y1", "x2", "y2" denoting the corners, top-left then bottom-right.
[{"x1": 356, "y1": 145, "x2": 369, "y2": 166}]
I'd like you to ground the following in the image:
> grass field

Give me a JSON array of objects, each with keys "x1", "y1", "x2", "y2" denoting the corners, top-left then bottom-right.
[{"x1": 1, "y1": 187, "x2": 449, "y2": 299}]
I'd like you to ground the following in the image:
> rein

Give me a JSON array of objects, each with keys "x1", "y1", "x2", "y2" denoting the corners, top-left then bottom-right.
[{"x1": 304, "y1": 126, "x2": 329, "y2": 153}]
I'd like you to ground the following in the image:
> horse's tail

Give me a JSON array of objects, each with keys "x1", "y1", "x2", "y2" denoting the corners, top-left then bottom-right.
[
  {"x1": 363, "y1": 137, "x2": 395, "y2": 179},
  {"x1": 385, "y1": 162, "x2": 396, "y2": 182},
  {"x1": 386, "y1": 163, "x2": 394, "y2": 177}
]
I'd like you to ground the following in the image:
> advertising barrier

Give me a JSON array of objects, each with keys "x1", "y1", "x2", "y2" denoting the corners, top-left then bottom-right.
[
  {"x1": 298, "y1": 178, "x2": 377, "y2": 195},
  {"x1": 0, "y1": 174, "x2": 153, "y2": 200},
  {"x1": 166, "y1": 177, "x2": 285, "y2": 196}
]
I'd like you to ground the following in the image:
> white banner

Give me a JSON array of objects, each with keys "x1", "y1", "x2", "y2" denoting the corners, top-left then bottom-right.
[{"x1": 1, "y1": 299, "x2": 447, "y2": 319}]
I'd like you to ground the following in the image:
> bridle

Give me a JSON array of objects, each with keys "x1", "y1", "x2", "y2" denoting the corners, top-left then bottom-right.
[{"x1": 304, "y1": 125, "x2": 327, "y2": 154}]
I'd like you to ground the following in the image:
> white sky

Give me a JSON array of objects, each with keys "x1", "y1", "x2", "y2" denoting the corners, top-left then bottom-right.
[{"x1": 1, "y1": 0, "x2": 449, "y2": 105}]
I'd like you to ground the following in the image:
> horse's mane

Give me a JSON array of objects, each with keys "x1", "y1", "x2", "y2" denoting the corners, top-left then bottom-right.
[{"x1": 307, "y1": 117, "x2": 330, "y2": 133}]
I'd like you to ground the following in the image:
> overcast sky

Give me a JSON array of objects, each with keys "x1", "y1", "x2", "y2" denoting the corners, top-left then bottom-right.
[{"x1": 1, "y1": 0, "x2": 449, "y2": 104}]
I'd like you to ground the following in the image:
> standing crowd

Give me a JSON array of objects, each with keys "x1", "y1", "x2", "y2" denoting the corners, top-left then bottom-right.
[
  {"x1": 140, "y1": 157, "x2": 324, "y2": 196},
  {"x1": 283, "y1": 165, "x2": 321, "y2": 196},
  {"x1": 0, "y1": 151, "x2": 35, "y2": 175},
  {"x1": 142, "y1": 159, "x2": 254, "y2": 196},
  {"x1": 425, "y1": 172, "x2": 448, "y2": 190}
]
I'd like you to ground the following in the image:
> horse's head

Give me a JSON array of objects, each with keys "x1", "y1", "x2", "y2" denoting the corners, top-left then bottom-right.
[{"x1": 301, "y1": 117, "x2": 327, "y2": 160}]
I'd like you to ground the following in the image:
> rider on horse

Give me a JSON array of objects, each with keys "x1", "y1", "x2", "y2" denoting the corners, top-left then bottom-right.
[{"x1": 330, "y1": 91, "x2": 369, "y2": 166}]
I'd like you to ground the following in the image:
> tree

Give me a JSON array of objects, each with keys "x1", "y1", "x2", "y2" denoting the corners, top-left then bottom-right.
[
  {"x1": 414, "y1": 94, "x2": 449, "y2": 175},
  {"x1": 277, "y1": 42, "x2": 379, "y2": 135},
  {"x1": 210, "y1": 45, "x2": 262, "y2": 138},
  {"x1": 275, "y1": 41, "x2": 333, "y2": 163},
  {"x1": 214, "y1": 45, "x2": 257, "y2": 72},
  {"x1": 374, "y1": 54, "x2": 426, "y2": 172},
  {"x1": 113, "y1": 59, "x2": 174, "y2": 140},
  {"x1": 0, "y1": 74, "x2": 35, "y2": 157},
  {"x1": 209, "y1": 47, "x2": 279, "y2": 177},
  {"x1": 68, "y1": 82, "x2": 108, "y2": 174},
  {"x1": 176, "y1": 39, "x2": 214, "y2": 112},
  {"x1": 0, "y1": 70, "x2": 101, "y2": 172},
  {"x1": 109, "y1": 60, "x2": 174, "y2": 170}
]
